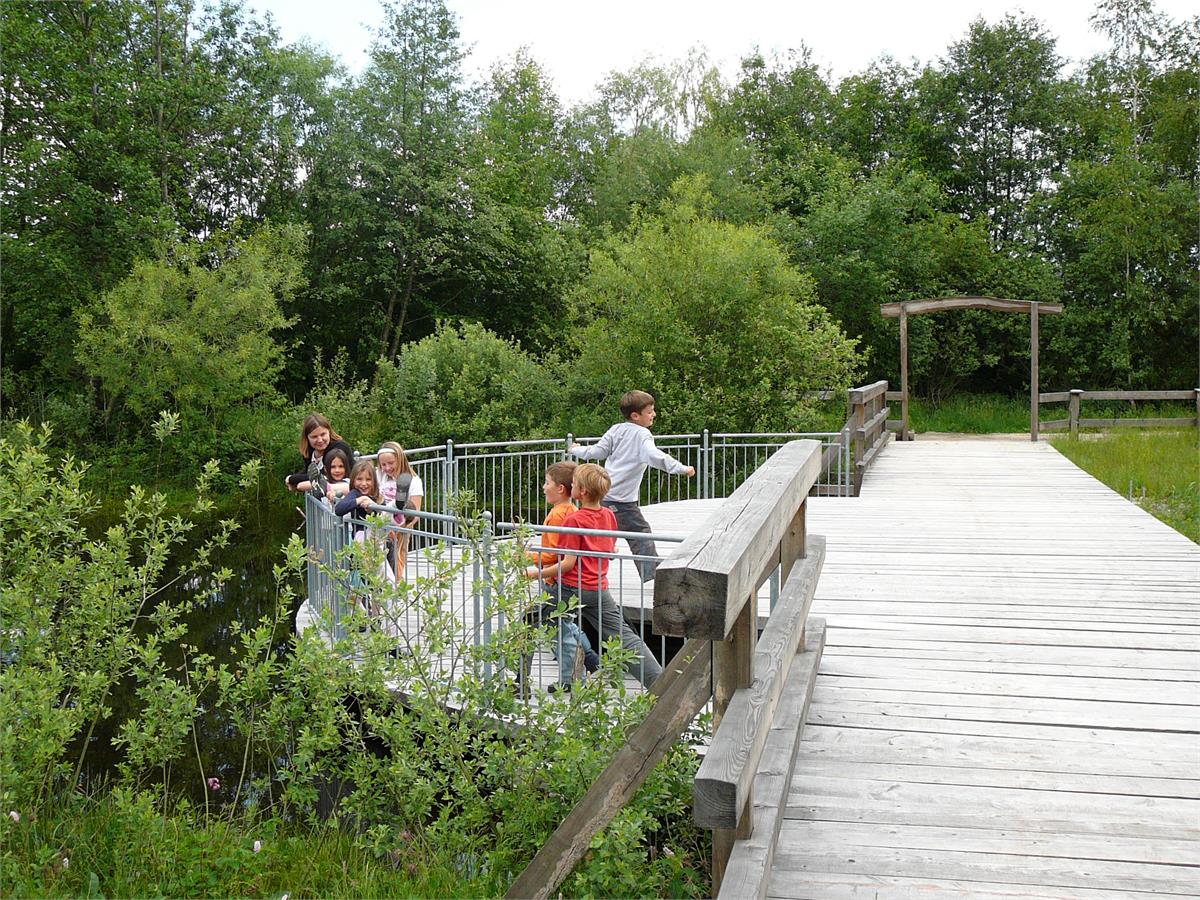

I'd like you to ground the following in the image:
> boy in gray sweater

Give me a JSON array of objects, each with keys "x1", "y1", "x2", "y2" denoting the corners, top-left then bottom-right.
[{"x1": 570, "y1": 390, "x2": 695, "y2": 581}]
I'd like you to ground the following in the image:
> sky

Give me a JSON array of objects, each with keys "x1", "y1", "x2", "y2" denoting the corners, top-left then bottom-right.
[{"x1": 247, "y1": 0, "x2": 1195, "y2": 105}]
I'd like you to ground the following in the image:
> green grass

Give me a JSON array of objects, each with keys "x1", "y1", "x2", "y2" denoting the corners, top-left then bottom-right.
[
  {"x1": 906, "y1": 394, "x2": 1032, "y2": 433},
  {"x1": 1, "y1": 796, "x2": 465, "y2": 899},
  {"x1": 1052, "y1": 430, "x2": 1199, "y2": 543},
  {"x1": 0, "y1": 796, "x2": 477, "y2": 900},
  {"x1": 890, "y1": 394, "x2": 1196, "y2": 437}
]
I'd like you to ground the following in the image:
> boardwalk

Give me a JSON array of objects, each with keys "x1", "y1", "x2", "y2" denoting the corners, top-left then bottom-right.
[{"x1": 773, "y1": 437, "x2": 1200, "y2": 898}]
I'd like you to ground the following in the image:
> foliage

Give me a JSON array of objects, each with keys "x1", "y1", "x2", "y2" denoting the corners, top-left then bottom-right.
[
  {"x1": 0, "y1": 423, "x2": 238, "y2": 815},
  {"x1": 372, "y1": 321, "x2": 565, "y2": 447},
  {"x1": 0, "y1": 0, "x2": 327, "y2": 403},
  {"x1": 76, "y1": 225, "x2": 303, "y2": 466},
  {"x1": 1053, "y1": 429, "x2": 1199, "y2": 542},
  {"x1": 2, "y1": 429, "x2": 708, "y2": 895},
  {"x1": 567, "y1": 179, "x2": 860, "y2": 434},
  {"x1": 7, "y1": 0, "x2": 1198, "y2": 468}
]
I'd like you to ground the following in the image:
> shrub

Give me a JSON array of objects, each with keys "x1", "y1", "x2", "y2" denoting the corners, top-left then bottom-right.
[
  {"x1": 567, "y1": 177, "x2": 861, "y2": 434},
  {"x1": 373, "y1": 321, "x2": 564, "y2": 447}
]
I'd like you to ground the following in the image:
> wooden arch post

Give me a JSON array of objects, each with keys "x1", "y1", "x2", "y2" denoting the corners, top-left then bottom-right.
[{"x1": 879, "y1": 297, "x2": 1063, "y2": 442}]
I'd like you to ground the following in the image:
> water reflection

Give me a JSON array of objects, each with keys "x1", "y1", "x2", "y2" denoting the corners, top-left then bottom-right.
[{"x1": 77, "y1": 512, "x2": 301, "y2": 804}]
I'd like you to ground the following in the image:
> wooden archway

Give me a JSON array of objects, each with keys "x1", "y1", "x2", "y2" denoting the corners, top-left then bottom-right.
[{"x1": 880, "y1": 296, "x2": 1063, "y2": 441}]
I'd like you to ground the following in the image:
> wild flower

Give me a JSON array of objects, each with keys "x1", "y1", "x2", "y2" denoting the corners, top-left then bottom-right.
[
  {"x1": 8, "y1": 811, "x2": 18, "y2": 823},
  {"x1": 253, "y1": 840, "x2": 262, "y2": 854},
  {"x1": 206, "y1": 777, "x2": 221, "y2": 792}
]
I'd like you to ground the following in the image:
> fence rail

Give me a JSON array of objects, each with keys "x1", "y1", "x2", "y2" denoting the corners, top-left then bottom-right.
[{"x1": 1039, "y1": 388, "x2": 1200, "y2": 437}]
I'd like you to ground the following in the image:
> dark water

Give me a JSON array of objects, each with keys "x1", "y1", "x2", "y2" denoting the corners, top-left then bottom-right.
[{"x1": 77, "y1": 507, "x2": 302, "y2": 802}]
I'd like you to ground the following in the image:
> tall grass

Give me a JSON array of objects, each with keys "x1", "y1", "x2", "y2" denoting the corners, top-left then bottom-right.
[
  {"x1": 1, "y1": 795, "x2": 462, "y2": 899},
  {"x1": 1052, "y1": 430, "x2": 1199, "y2": 543},
  {"x1": 897, "y1": 394, "x2": 1195, "y2": 436}
]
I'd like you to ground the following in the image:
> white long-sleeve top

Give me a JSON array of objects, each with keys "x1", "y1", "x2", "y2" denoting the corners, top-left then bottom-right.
[{"x1": 572, "y1": 421, "x2": 690, "y2": 502}]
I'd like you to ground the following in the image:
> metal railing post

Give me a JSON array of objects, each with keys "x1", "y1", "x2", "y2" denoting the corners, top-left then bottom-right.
[
  {"x1": 443, "y1": 439, "x2": 456, "y2": 537},
  {"x1": 701, "y1": 429, "x2": 711, "y2": 500},
  {"x1": 481, "y1": 510, "x2": 494, "y2": 681}
]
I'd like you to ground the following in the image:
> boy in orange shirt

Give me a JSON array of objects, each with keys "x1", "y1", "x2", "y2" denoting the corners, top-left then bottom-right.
[
  {"x1": 534, "y1": 463, "x2": 662, "y2": 690},
  {"x1": 524, "y1": 461, "x2": 599, "y2": 685}
]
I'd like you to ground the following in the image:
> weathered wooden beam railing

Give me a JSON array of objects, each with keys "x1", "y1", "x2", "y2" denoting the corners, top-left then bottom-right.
[
  {"x1": 654, "y1": 440, "x2": 827, "y2": 895},
  {"x1": 1039, "y1": 388, "x2": 1200, "y2": 437},
  {"x1": 849, "y1": 380, "x2": 890, "y2": 495},
  {"x1": 507, "y1": 441, "x2": 828, "y2": 899},
  {"x1": 505, "y1": 639, "x2": 713, "y2": 900}
]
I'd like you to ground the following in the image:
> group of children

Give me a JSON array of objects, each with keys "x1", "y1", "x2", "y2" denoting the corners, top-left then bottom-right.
[
  {"x1": 286, "y1": 416, "x2": 424, "y2": 580},
  {"x1": 287, "y1": 390, "x2": 696, "y2": 694},
  {"x1": 523, "y1": 390, "x2": 695, "y2": 691}
]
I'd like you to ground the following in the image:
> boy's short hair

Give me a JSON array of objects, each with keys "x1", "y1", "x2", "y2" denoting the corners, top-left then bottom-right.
[
  {"x1": 573, "y1": 463, "x2": 611, "y2": 501},
  {"x1": 546, "y1": 460, "x2": 577, "y2": 496},
  {"x1": 620, "y1": 390, "x2": 656, "y2": 419}
]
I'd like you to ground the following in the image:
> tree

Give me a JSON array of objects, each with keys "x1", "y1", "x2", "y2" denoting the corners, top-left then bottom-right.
[
  {"x1": 566, "y1": 178, "x2": 860, "y2": 434},
  {"x1": 307, "y1": 0, "x2": 470, "y2": 367},
  {"x1": 918, "y1": 15, "x2": 1068, "y2": 246},
  {"x1": 76, "y1": 225, "x2": 303, "y2": 454},
  {"x1": 453, "y1": 52, "x2": 583, "y2": 348}
]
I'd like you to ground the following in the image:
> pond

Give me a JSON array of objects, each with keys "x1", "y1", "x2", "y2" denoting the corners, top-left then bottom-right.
[{"x1": 77, "y1": 505, "x2": 303, "y2": 804}]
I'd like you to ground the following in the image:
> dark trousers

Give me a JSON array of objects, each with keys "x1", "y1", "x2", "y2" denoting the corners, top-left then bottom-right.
[{"x1": 603, "y1": 500, "x2": 659, "y2": 582}]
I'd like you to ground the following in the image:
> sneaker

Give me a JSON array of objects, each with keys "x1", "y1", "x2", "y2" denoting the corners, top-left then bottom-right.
[
  {"x1": 583, "y1": 650, "x2": 600, "y2": 673},
  {"x1": 547, "y1": 682, "x2": 572, "y2": 694}
]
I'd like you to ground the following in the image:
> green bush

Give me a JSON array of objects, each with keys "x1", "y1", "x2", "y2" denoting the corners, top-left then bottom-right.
[
  {"x1": 76, "y1": 225, "x2": 304, "y2": 473},
  {"x1": 373, "y1": 321, "x2": 565, "y2": 447},
  {"x1": 567, "y1": 177, "x2": 861, "y2": 435}
]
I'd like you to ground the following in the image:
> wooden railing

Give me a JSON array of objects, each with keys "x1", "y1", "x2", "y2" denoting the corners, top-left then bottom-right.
[
  {"x1": 655, "y1": 441, "x2": 826, "y2": 895},
  {"x1": 849, "y1": 380, "x2": 890, "y2": 495},
  {"x1": 506, "y1": 441, "x2": 827, "y2": 900},
  {"x1": 1039, "y1": 389, "x2": 1200, "y2": 437}
]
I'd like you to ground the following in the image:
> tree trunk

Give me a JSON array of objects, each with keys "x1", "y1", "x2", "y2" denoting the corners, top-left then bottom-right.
[{"x1": 387, "y1": 270, "x2": 415, "y2": 361}]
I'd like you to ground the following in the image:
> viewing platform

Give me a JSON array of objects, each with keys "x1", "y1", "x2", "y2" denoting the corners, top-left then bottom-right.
[{"x1": 296, "y1": 407, "x2": 1198, "y2": 897}]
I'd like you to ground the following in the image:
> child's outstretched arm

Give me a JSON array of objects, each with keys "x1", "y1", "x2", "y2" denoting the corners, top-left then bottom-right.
[
  {"x1": 527, "y1": 553, "x2": 575, "y2": 582},
  {"x1": 333, "y1": 491, "x2": 363, "y2": 517},
  {"x1": 642, "y1": 437, "x2": 696, "y2": 477},
  {"x1": 570, "y1": 429, "x2": 613, "y2": 461}
]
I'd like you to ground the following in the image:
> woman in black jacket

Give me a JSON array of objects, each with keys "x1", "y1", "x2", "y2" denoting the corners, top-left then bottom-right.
[{"x1": 285, "y1": 413, "x2": 354, "y2": 494}]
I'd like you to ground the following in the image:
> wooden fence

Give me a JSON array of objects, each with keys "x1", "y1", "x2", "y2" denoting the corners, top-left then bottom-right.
[
  {"x1": 506, "y1": 441, "x2": 827, "y2": 900},
  {"x1": 848, "y1": 380, "x2": 890, "y2": 495},
  {"x1": 1039, "y1": 389, "x2": 1200, "y2": 437}
]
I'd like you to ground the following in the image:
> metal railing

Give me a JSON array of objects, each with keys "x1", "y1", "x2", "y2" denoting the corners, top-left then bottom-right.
[
  {"x1": 302, "y1": 491, "x2": 687, "y2": 690},
  {"x1": 302, "y1": 428, "x2": 854, "y2": 691},
  {"x1": 398, "y1": 430, "x2": 852, "y2": 528}
]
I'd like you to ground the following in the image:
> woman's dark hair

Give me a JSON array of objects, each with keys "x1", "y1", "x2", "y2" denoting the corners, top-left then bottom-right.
[{"x1": 299, "y1": 413, "x2": 343, "y2": 456}]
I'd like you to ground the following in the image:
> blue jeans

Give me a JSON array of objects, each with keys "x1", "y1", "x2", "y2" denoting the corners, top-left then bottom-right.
[
  {"x1": 530, "y1": 582, "x2": 595, "y2": 684},
  {"x1": 542, "y1": 582, "x2": 662, "y2": 688}
]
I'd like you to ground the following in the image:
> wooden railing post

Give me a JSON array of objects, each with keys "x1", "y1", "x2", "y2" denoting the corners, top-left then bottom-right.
[
  {"x1": 1030, "y1": 301, "x2": 1040, "y2": 442},
  {"x1": 899, "y1": 305, "x2": 910, "y2": 440},
  {"x1": 710, "y1": 600, "x2": 755, "y2": 888},
  {"x1": 1195, "y1": 388, "x2": 1200, "y2": 431},
  {"x1": 654, "y1": 440, "x2": 825, "y2": 897},
  {"x1": 1069, "y1": 389, "x2": 1083, "y2": 438},
  {"x1": 850, "y1": 392, "x2": 866, "y2": 496}
]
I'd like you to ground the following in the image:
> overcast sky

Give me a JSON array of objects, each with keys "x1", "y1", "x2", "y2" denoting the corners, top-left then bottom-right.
[{"x1": 247, "y1": 0, "x2": 1194, "y2": 105}]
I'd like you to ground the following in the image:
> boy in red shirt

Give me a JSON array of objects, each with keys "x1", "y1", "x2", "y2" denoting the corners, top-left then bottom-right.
[
  {"x1": 524, "y1": 461, "x2": 599, "y2": 684},
  {"x1": 537, "y1": 463, "x2": 662, "y2": 689}
]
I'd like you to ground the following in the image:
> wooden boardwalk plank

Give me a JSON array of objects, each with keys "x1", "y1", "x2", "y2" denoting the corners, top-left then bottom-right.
[{"x1": 762, "y1": 437, "x2": 1200, "y2": 899}]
